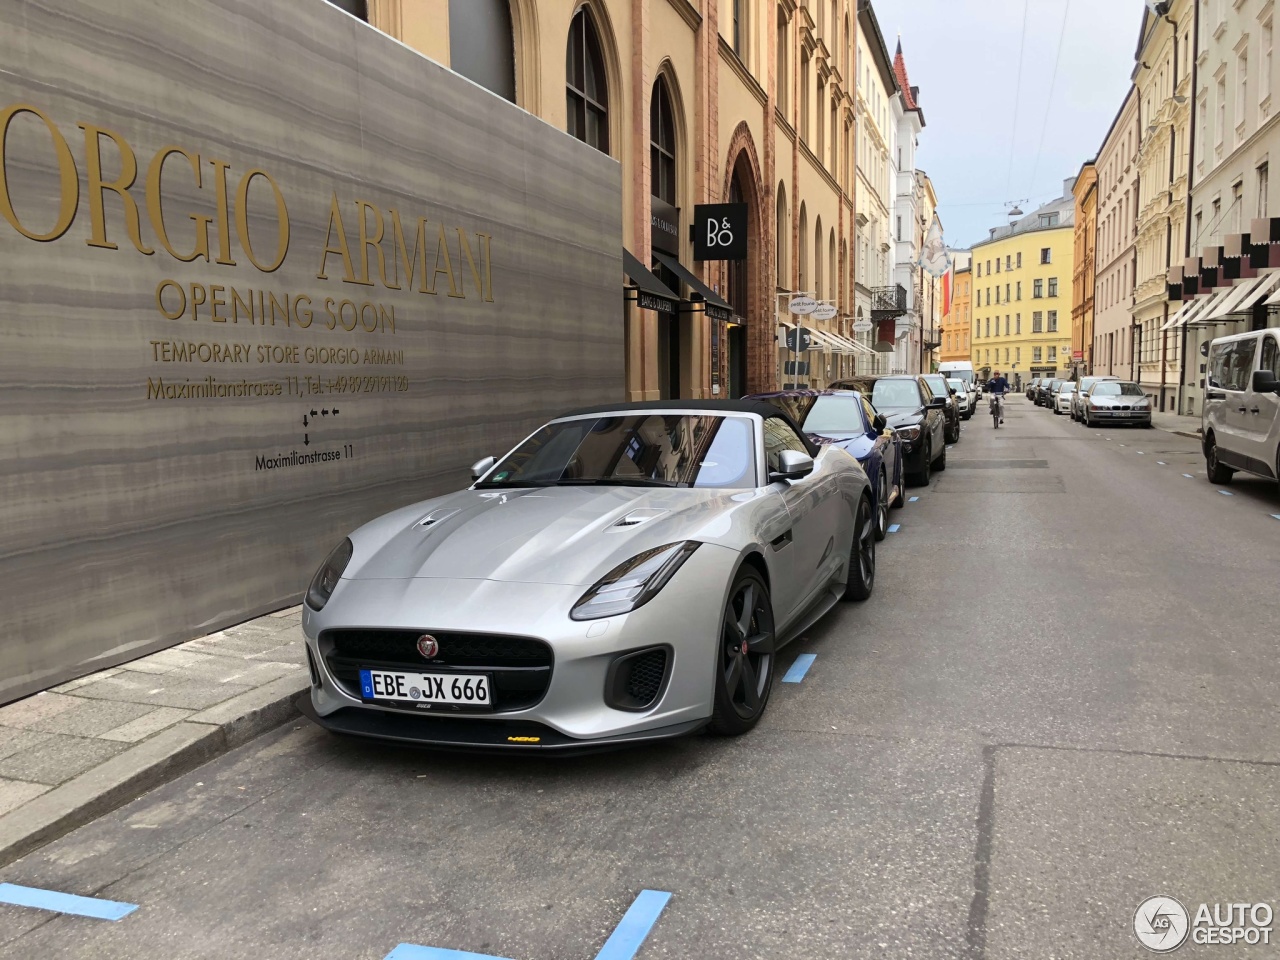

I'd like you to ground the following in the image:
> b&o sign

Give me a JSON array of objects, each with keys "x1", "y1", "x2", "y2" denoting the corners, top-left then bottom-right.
[{"x1": 692, "y1": 203, "x2": 748, "y2": 261}]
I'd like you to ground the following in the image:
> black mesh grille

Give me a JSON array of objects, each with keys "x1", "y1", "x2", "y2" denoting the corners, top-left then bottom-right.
[
  {"x1": 321, "y1": 630, "x2": 553, "y2": 712},
  {"x1": 626, "y1": 649, "x2": 667, "y2": 705},
  {"x1": 606, "y1": 646, "x2": 670, "y2": 711}
]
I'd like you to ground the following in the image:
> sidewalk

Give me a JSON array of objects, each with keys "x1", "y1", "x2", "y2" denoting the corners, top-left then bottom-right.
[
  {"x1": 0, "y1": 608, "x2": 309, "y2": 866},
  {"x1": 1152, "y1": 410, "x2": 1201, "y2": 440}
]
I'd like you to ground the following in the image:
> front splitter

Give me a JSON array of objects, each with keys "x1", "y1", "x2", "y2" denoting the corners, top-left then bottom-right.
[{"x1": 295, "y1": 695, "x2": 708, "y2": 755}]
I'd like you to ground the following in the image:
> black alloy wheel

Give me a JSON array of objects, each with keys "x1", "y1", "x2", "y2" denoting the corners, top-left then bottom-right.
[
  {"x1": 912, "y1": 438, "x2": 933, "y2": 486},
  {"x1": 874, "y1": 469, "x2": 889, "y2": 541},
  {"x1": 936, "y1": 444, "x2": 947, "y2": 470},
  {"x1": 708, "y1": 568, "x2": 775, "y2": 736},
  {"x1": 1205, "y1": 434, "x2": 1235, "y2": 484},
  {"x1": 842, "y1": 494, "x2": 876, "y2": 602}
]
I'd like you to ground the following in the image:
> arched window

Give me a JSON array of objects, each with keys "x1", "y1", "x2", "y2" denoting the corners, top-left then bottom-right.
[
  {"x1": 567, "y1": 9, "x2": 609, "y2": 154},
  {"x1": 814, "y1": 216, "x2": 823, "y2": 299},
  {"x1": 798, "y1": 203, "x2": 808, "y2": 292},
  {"x1": 449, "y1": 0, "x2": 516, "y2": 102},
  {"x1": 650, "y1": 77, "x2": 676, "y2": 205},
  {"x1": 776, "y1": 6, "x2": 788, "y2": 105},
  {"x1": 733, "y1": 0, "x2": 746, "y2": 60},
  {"x1": 776, "y1": 183, "x2": 789, "y2": 285},
  {"x1": 329, "y1": 0, "x2": 368, "y2": 21},
  {"x1": 843, "y1": 13, "x2": 850, "y2": 79},
  {"x1": 828, "y1": 229, "x2": 836, "y2": 307}
]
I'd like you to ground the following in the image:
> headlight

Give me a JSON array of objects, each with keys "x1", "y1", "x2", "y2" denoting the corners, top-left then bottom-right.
[
  {"x1": 570, "y1": 541, "x2": 700, "y2": 621},
  {"x1": 305, "y1": 538, "x2": 353, "y2": 611},
  {"x1": 1134, "y1": 400, "x2": 1150, "y2": 408},
  {"x1": 896, "y1": 424, "x2": 921, "y2": 441}
]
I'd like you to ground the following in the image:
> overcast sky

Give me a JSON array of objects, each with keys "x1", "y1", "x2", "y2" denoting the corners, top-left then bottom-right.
[{"x1": 872, "y1": 0, "x2": 1142, "y2": 250}]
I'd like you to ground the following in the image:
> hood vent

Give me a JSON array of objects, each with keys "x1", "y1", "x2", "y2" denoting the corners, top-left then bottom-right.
[
  {"x1": 614, "y1": 508, "x2": 666, "y2": 528},
  {"x1": 417, "y1": 507, "x2": 460, "y2": 528}
]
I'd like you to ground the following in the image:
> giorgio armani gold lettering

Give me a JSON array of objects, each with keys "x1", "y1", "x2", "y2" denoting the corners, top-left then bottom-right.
[{"x1": 0, "y1": 103, "x2": 496, "y2": 299}]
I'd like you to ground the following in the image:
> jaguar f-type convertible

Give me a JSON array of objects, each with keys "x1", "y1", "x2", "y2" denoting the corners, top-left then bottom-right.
[{"x1": 298, "y1": 401, "x2": 876, "y2": 752}]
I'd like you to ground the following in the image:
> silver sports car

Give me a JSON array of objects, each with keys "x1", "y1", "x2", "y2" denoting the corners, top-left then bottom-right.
[{"x1": 298, "y1": 401, "x2": 876, "y2": 752}]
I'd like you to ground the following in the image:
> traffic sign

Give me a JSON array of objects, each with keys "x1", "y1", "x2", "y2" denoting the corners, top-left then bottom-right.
[{"x1": 784, "y1": 326, "x2": 813, "y2": 351}]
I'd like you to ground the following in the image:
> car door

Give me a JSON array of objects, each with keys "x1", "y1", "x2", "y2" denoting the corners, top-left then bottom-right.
[
  {"x1": 762, "y1": 416, "x2": 834, "y2": 623},
  {"x1": 1222, "y1": 337, "x2": 1258, "y2": 468},
  {"x1": 1245, "y1": 333, "x2": 1280, "y2": 474},
  {"x1": 919, "y1": 379, "x2": 945, "y2": 453}
]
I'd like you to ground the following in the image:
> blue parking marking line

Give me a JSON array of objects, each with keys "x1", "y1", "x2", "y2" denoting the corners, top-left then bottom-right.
[
  {"x1": 1219, "y1": 490, "x2": 1234, "y2": 496},
  {"x1": 1272, "y1": 514, "x2": 1280, "y2": 521},
  {"x1": 594, "y1": 890, "x2": 672, "y2": 960},
  {"x1": 1136, "y1": 451, "x2": 1145, "y2": 455},
  {"x1": 1157, "y1": 461, "x2": 1167, "y2": 465},
  {"x1": 385, "y1": 947, "x2": 516, "y2": 960},
  {"x1": 1182, "y1": 474, "x2": 1194, "y2": 478},
  {"x1": 887, "y1": 523, "x2": 901, "y2": 533},
  {"x1": 908, "y1": 496, "x2": 919, "y2": 502},
  {"x1": 0, "y1": 883, "x2": 137, "y2": 921},
  {"x1": 782, "y1": 654, "x2": 817, "y2": 683}
]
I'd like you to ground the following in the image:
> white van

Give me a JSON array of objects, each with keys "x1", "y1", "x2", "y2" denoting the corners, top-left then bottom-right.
[
  {"x1": 1202, "y1": 328, "x2": 1280, "y2": 486},
  {"x1": 937, "y1": 361, "x2": 975, "y2": 387}
]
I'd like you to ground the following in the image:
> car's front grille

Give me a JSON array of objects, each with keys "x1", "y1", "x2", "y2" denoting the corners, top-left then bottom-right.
[{"x1": 321, "y1": 630, "x2": 553, "y2": 712}]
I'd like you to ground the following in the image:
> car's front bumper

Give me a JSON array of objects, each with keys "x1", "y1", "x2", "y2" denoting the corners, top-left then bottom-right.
[
  {"x1": 299, "y1": 546, "x2": 739, "y2": 749},
  {"x1": 1087, "y1": 408, "x2": 1152, "y2": 423}
]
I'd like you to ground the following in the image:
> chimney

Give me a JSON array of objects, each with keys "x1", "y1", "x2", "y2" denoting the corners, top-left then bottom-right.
[{"x1": 1063, "y1": 176, "x2": 1077, "y2": 198}]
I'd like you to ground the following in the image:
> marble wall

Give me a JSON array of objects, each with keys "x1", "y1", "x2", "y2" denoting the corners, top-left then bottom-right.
[{"x1": 0, "y1": 0, "x2": 624, "y2": 703}]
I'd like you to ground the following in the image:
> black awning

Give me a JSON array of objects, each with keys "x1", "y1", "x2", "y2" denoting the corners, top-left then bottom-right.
[
  {"x1": 623, "y1": 249, "x2": 680, "y2": 315},
  {"x1": 652, "y1": 251, "x2": 734, "y2": 321}
]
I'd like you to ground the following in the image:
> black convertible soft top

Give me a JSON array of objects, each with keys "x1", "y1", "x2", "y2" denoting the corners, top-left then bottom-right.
[{"x1": 556, "y1": 399, "x2": 819, "y2": 457}]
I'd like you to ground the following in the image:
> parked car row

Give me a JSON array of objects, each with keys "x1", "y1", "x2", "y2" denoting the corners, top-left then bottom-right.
[
  {"x1": 1024, "y1": 374, "x2": 1153, "y2": 428},
  {"x1": 296, "y1": 378, "x2": 967, "y2": 754}
]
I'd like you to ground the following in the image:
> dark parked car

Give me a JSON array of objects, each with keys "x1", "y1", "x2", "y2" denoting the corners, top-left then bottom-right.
[
  {"x1": 1026, "y1": 377, "x2": 1041, "y2": 400},
  {"x1": 831, "y1": 375, "x2": 947, "y2": 485},
  {"x1": 921, "y1": 373, "x2": 962, "y2": 443},
  {"x1": 750, "y1": 390, "x2": 906, "y2": 541},
  {"x1": 1036, "y1": 379, "x2": 1063, "y2": 406}
]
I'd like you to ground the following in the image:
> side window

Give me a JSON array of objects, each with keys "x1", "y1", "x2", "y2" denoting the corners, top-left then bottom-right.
[
  {"x1": 1227, "y1": 338, "x2": 1258, "y2": 391},
  {"x1": 918, "y1": 380, "x2": 932, "y2": 405},
  {"x1": 763, "y1": 417, "x2": 809, "y2": 473},
  {"x1": 860, "y1": 396, "x2": 879, "y2": 430},
  {"x1": 1261, "y1": 334, "x2": 1280, "y2": 378},
  {"x1": 1208, "y1": 344, "x2": 1232, "y2": 390}
]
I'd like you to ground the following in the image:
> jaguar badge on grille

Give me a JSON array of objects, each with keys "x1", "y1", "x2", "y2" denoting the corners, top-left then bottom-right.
[{"x1": 416, "y1": 635, "x2": 440, "y2": 659}]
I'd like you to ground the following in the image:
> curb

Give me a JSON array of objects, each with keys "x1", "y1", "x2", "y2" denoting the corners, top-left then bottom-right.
[{"x1": 0, "y1": 675, "x2": 307, "y2": 867}]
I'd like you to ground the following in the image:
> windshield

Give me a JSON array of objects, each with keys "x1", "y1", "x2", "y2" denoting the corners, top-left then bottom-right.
[
  {"x1": 1059, "y1": 383, "x2": 1076, "y2": 394},
  {"x1": 871, "y1": 379, "x2": 923, "y2": 408},
  {"x1": 941, "y1": 369, "x2": 975, "y2": 385},
  {"x1": 1091, "y1": 382, "x2": 1145, "y2": 397},
  {"x1": 477, "y1": 414, "x2": 757, "y2": 489},
  {"x1": 922, "y1": 376, "x2": 949, "y2": 398},
  {"x1": 801, "y1": 396, "x2": 867, "y2": 435},
  {"x1": 946, "y1": 379, "x2": 965, "y2": 393}
]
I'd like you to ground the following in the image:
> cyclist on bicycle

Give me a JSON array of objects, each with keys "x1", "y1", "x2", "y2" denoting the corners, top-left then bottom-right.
[{"x1": 985, "y1": 369, "x2": 1009, "y2": 425}]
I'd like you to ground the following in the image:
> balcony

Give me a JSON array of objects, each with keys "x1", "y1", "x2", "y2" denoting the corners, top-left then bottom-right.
[{"x1": 871, "y1": 284, "x2": 908, "y2": 319}]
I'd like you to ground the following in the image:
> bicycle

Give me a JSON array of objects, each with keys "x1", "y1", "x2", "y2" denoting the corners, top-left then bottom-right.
[{"x1": 989, "y1": 393, "x2": 1005, "y2": 429}]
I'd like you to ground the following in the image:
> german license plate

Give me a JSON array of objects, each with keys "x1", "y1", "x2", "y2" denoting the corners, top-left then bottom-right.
[{"x1": 359, "y1": 668, "x2": 491, "y2": 706}]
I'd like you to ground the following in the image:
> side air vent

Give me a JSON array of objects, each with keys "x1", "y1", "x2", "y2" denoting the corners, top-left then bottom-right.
[
  {"x1": 417, "y1": 507, "x2": 460, "y2": 528},
  {"x1": 604, "y1": 646, "x2": 671, "y2": 711}
]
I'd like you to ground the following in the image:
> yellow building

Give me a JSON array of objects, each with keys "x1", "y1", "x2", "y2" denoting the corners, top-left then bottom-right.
[
  {"x1": 969, "y1": 184, "x2": 1077, "y2": 389},
  {"x1": 940, "y1": 253, "x2": 970, "y2": 364}
]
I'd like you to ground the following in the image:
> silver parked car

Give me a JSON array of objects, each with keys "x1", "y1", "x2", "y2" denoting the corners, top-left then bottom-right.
[
  {"x1": 1081, "y1": 381, "x2": 1153, "y2": 427},
  {"x1": 1071, "y1": 375, "x2": 1120, "y2": 421},
  {"x1": 298, "y1": 401, "x2": 876, "y2": 752}
]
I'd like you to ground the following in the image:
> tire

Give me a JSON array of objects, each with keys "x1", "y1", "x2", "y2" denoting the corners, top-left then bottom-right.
[
  {"x1": 891, "y1": 462, "x2": 907, "y2": 509},
  {"x1": 874, "y1": 470, "x2": 889, "y2": 542},
  {"x1": 708, "y1": 568, "x2": 775, "y2": 736},
  {"x1": 936, "y1": 444, "x2": 947, "y2": 470},
  {"x1": 841, "y1": 494, "x2": 876, "y2": 602},
  {"x1": 1084, "y1": 413, "x2": 1093, "y2": 428},
  {"x1": 1205, "y1": 434, "x2": 1235, "y2": 484},
  {"x1": 911, "y1": 439, "x2": 933, "y2": 485}
]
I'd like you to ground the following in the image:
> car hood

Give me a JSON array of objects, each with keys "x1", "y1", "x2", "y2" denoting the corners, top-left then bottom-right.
[
  {"x1": 1090, "y1": 396, "x2": 1142, "y2": 406},
  {"x1": 809, "y1": 432, "x2": 874, "y2": 461},
  {"x1": 878, "y1": 407, "x2": 924, "y2": 428},
  {"x1": 341, "y1": 485, "x2": 765, "y2": 587}
]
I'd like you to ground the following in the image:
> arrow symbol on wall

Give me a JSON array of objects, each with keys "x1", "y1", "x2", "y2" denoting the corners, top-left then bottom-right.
[
  {"x1": 303, "y1": 434, "x2": 310, "y2": 446},
  {"x1": 321, "y1": 409, "x2": 330, "y2": 417},
  {"x1": 310, "y1": 409, "x2": 318, "y2": 417},
  {"x1": 332, "y1": 408, "x2": 340, "y2": 416},
  {"x1": 303, "y1": 415, "x2": 309, "y2": 427}
]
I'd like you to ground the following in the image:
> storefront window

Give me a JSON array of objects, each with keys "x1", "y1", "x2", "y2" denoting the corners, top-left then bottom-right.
[
  {"x1": 449, "y1": 0, "x2": 515, "y2": 102},
  {"x1": 650, "y1": 78, "x2": 676, "y2": 205}
]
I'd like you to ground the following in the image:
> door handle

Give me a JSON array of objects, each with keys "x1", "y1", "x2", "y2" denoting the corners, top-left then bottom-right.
[
  {"x1": 770, "y1": 529, "x2": 793, "y2": 549},
  {"x1": 1238, "y1": 406, "x2": 1248, "y2": 413},
  {"x1": 1251, "y1": 407, "x2": 1261, "y2": 414}
]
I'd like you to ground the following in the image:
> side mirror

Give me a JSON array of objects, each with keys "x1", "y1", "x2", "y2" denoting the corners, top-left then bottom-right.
[
  {"x1": 470, "y1": 455, "x2": 497, "y2": 481},
  {"x1": 770, "y1": 449, "x2": 815, "y2": 483},
  {"x1": 1251, "y1": 369, "x2": 1280, "y2": 394},
  {"x1": 872, "y1": 413, "x2": 888, "y2": 433},
  {"x1": 927, "y1": 397, "x2": 946, "y2": 409}
]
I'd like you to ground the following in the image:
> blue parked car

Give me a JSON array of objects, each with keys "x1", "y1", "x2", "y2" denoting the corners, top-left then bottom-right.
[{"x1": 749, "y1": 389, "x2": 906, "y2": 541}]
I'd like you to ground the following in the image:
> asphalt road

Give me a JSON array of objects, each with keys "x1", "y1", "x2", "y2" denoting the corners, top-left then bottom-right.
[{"x1": 3, "y1": 396, "x2": 1279, "y2": 960}]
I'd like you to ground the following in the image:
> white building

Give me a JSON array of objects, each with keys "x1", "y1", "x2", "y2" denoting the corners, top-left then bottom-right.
[
  {"x1": 891, "y1": 38, "x2": 926, "y2": 373},
  {"x1": 854, "y1": 1, "x2": 899, "y2": 372}
]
